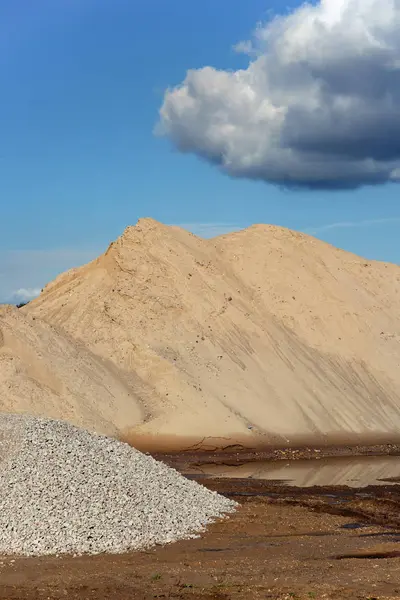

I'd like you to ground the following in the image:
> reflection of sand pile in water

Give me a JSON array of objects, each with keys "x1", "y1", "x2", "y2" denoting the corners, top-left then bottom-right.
[
  {"x1": 188, "y1": 456, "x2": 400, "y2": 488},
  {"x1": 1, "y1": 217, "x2": 400, "y2": 450}
]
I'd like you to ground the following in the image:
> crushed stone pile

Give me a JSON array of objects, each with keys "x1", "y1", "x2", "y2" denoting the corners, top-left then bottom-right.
[{"x1": 0, "y1": 414, "x2": 236, "y2": 556}]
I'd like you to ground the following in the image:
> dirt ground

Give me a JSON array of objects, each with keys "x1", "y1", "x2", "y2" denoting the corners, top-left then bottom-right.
[{"x1": 1, "y1": 467, "x2": 400, "y2": 600}]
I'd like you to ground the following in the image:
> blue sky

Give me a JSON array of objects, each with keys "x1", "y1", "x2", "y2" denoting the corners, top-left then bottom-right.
[{"x1": 1, "y1": 0, "x2": 400, "y2": 302}]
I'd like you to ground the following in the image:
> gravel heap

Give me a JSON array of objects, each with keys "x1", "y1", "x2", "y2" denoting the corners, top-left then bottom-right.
[{"x1": 0, "y1": 414, "x2": 236, "y2": 556}]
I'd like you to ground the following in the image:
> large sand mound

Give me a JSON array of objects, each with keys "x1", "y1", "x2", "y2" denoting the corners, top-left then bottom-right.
[{"x1": 12, "y1": 218, "x2": 400, "y2": 449}]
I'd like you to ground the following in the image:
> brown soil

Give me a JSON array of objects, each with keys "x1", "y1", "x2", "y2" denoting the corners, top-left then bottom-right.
[{"x1": 2, "y1": 472, "x2": 400, "y2": 600}]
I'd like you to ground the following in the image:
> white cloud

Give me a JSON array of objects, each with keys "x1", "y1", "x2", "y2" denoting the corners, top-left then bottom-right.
[
  {"x1": 12, "y1": 288, "x2": 41, "y2": 302},
  {"x1": 306, "y1": 216, "x2": 400, "y2": 234},
  {"x1": 0, "y1": 248, "x2": 99, "y2": 304},
  {"x1": 232, "y1": 40, "x2": 255, "y2": 56},
  {"x1": 158, "y1": 0, "x2": 400, "y2": 189}
]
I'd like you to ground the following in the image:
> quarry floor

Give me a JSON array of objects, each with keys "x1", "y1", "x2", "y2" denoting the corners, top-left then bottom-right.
[{"x1": 1, "y1": 451, "x2": 400, "y2": 600}]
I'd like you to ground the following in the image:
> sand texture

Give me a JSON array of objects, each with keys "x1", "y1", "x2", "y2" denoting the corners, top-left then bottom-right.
[
  {"x1": 0, "y1": 305, "x2": 142, "y2": 436},
  {"x1": 1, "y1": 217, "x2": 398, "y2": 449}
]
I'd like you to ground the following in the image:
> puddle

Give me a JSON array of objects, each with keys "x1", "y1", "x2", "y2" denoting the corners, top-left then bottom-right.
[
  {"x1": 341, "y1": 522, "x2": 367, "y2": 530},
  {"x1": 187, "y1": 455, "x2": 400, "y2": 488}
]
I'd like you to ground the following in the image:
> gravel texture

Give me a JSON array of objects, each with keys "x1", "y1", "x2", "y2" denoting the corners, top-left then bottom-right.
[{"x1": 0, "y1": 414, "x2": 237, "y2": 556}]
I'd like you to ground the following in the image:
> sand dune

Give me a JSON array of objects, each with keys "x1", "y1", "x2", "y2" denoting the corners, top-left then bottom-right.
[{"x1": 7, "y1": 217, "x2": 396, "y2": 450}]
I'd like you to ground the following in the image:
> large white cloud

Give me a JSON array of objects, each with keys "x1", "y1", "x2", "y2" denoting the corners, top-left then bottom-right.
[{"x1": 158, "y1": 0, "x2": 400, "y2": 189}]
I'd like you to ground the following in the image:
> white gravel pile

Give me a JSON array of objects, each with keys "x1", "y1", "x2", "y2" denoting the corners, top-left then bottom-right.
[{"x1": 0, "y1": 414, "x2": 236, "y2": 556}]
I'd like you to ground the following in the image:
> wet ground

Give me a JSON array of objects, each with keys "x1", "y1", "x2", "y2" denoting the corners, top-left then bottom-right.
[{"x1": 1, "y1": 450, "x2": 400, "y2": 600}]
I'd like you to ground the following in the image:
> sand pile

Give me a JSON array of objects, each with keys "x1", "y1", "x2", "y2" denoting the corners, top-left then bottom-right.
[
  {"x1": 0, "y1": 305, "x2": 142, "y2": 436},
  {"x1": 0, "y1": 414, "x2": 236, "y2": 556},
  {"x1": 7, "y1": 217, "x2": 400, "y2": 449}
]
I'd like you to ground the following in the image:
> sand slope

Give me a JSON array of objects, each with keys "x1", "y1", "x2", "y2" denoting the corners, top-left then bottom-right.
[
  {"x1": 0, "y1": 305, "x2": 142, "y2": 436},
  {"x1": 18, "y1": 218, "x2": 400, "y2": 449}
]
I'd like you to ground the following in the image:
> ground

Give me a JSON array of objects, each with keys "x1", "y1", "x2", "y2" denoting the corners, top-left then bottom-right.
[{"x1": 1, "y1": 468, "x2": 400, "y2": 600}]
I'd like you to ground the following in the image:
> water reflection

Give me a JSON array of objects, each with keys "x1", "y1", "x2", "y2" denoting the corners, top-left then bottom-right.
[{"x1": 189, "y1": 455, "x2": 400, "y2": 487}]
